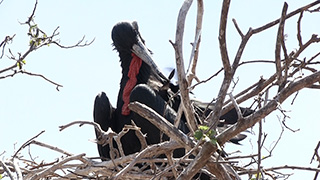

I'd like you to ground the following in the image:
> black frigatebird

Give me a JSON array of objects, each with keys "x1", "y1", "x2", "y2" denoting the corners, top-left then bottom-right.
[{"x1": 93, "y1": 21, "x2": 253, "y2": 161}]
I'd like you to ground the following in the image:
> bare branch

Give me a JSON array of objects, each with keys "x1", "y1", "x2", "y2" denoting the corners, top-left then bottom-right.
[
  {"x1": 24, "y1": 0, "x2": 38, "y2": 25},
  {"x1": 232, "y1": 18, "x2": 244, "y2": 38},
  {"x1": 113, "y1": 141, "x2": 182, "y2": 179},
  {"x1": 31, "y1": 141, "x2": 73, "y2": 156},
  {"x1": 297, "y1": 11, "x2": 304, "y2": 47},
  {"x1": 59, "y1": 120, "x2": 101, "y2": 132},
  {"x1": 51, "y1": 36, "x2": 95, "y2": 49},
  {"x1": 218, "y1": 70, "x2": 320, "y2": 146},
  {"x1": 239, "y1": 165, "x2": 320, "y2": 175},
  {"x1": 13, "y1": 130, "x2": 45, "y2": 159},
  {"x1": 228, "y1": 93, "x2": 242, "y2": 119},
  {"x1": 218, "y1": 0, "x2": 231, "y2": 72},
  {"x1": 186, "y1": 0, "x2": 204, "y2": 85},
  {"x1": 275, "y1": 2, "x2": 288, "y2": 90},
  {"x1": 177, "y1": 140, "x2": 219, "y2": 180},
  {"x1": 252, "y1": 1, "x2": 320, "y2": 34},
  {"x1": 0, "y1": 34, "x2": 15, "y2": 58},
  {"x1": 311, "y1": 141, "x2": 320, "y2": 179},
  {"x1": 30, "y1": 153, "x2": 86, "y2": 180},
  {"x1": 129, "y1": 102, "x2": 195, "y2": 149},
  {"x1": 171, "y1": 0, "x2": 197, "y2": 133},
  {"x1": 129, "y1": 102, "x2": 239, "y2": 179},
  {"x1": 3, "y1": 70, "x2": 63, "y2": 91}
]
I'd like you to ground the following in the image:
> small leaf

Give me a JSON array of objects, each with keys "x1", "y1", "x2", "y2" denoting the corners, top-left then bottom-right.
[
  {"x1": 30, "y1": 24, "x2": 38, "y2": 29},
  {"x1": 194, "y1": 130, "x2": 203, "y2": 140},
  {"x1": 254, "y1": 172, "x2": 262, "y2": 179},
  {"x1": 210, "y1": 137, "x2": 217, "y2": 145},
  {"x1": 22, "y1": 59, "x2": 26, "y2": 64},
  {"x1": 199, "y1": 125, "x2": 209, "y2": 131},
  {"x1": 29, "y1": 39, "x2": 34, "y2": 46},
  {"x1": 208, "y1": 131, "x2": 216, "y2": 139}
]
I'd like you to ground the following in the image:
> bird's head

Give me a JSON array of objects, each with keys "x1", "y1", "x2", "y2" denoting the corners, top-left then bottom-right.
[
  {"x1": 112, "y1": 21, "x2": 168, "y2": 81},
  {"x1": 112, "y1": 21, "x2": 145, "y2": 53}
]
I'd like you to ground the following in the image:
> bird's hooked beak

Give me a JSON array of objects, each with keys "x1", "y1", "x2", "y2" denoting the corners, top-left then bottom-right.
[{"x1": 131, "y1": 36, "x2": 169, "y2": 82}]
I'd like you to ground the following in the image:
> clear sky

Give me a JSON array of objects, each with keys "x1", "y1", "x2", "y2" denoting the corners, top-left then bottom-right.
[{"x1": 1, "y1": 0, "x2": 320, "y2": 179}]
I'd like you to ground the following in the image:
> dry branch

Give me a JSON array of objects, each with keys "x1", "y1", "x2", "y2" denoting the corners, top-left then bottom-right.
[
  {"x1": 275, "y1": 2, "x2": 288, "y2": 90},
  {"x1": 2, "y1": 1, "x2": 320, "y2": 179},
  {"x1": 129, "y1": 101, "x2": 240, "y2": 179},
  {"x1": 252, "y1": 1, "x2": 320, "y2": 34},
  {"x1": 186, "y1": 0, "x2": 204, "y2": 85},
  {"x1": 29, "y1": 153, "x2": 86, "y2": 180},
  {"x1": 171, "y1": 0, "x2": 198, "y2": 133}
]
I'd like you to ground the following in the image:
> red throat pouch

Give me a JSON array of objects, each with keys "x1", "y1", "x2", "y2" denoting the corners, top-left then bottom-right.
[{"x1": 121, "y1": 53, "x2": 142, "y2": 115}]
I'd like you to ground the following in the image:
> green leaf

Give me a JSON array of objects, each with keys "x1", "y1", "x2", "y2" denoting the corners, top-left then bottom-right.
[
  {"x1": 0, "y1": 173, "x2": 2, "y2": 179},
  {"x1": 208, "y1": 131, "x2": 216, "y2": 139},
  {"x1": 254, "y1": 172, "x2": 262, "y2": 179},
  {"x1": 194, "y1": 130, "x2": 203, "y2": 140},
  {"x1": 30, "y1": 24, "x2": 38, "y2": 29},
  {"x1": 210, "y1": 138, "x2": 217, "y2": 145},
  {"x1": 17, "y1": 60, "x2": 26, "y2": 69},
  {"x1": 195, "y1": 125, "x2": 218, "y2": 145},
  {"x1": 29, "y1": 39, "x2": 34, "y2": 46},
  {"x1": 198, "y1": 125, "x2": 209, "y2": 131}
]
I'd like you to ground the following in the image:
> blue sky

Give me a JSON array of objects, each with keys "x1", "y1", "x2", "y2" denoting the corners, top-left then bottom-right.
[{"x1": 1, "y1": 0, "x2": 320, "y2": 179}]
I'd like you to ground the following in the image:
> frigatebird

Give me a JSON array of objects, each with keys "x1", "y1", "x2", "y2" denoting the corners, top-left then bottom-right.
[{"x1": 93, "y1": 21, "x2": 253, "y2": 161}]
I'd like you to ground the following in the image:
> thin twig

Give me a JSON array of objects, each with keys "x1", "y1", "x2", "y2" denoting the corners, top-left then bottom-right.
[
  {"x1": 31, "y1": 141, "x2": 73, "y2": 156},
  {"x1": 186, "y1": 0, "x2": 204, "y2": 85},
  {"x1": 297, "y1": 11, "x2": 304, "y2": 47},
  {"x1": 13, "y1": 130, "x2": 45, "y2": 159},
  {"x1": 232, "y1": 18, "x2": 244, "y2": 38},
  {"x1": 252, "y1": 1, "x2": 320, "y2": 34},
  {"x1": 30, "y1": 153, "x2": 86, "y2": 180}
]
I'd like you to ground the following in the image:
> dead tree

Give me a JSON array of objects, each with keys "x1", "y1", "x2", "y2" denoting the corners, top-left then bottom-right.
[{"x1": 1, "y1": 0, "x2": 320, "y2": 180}]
